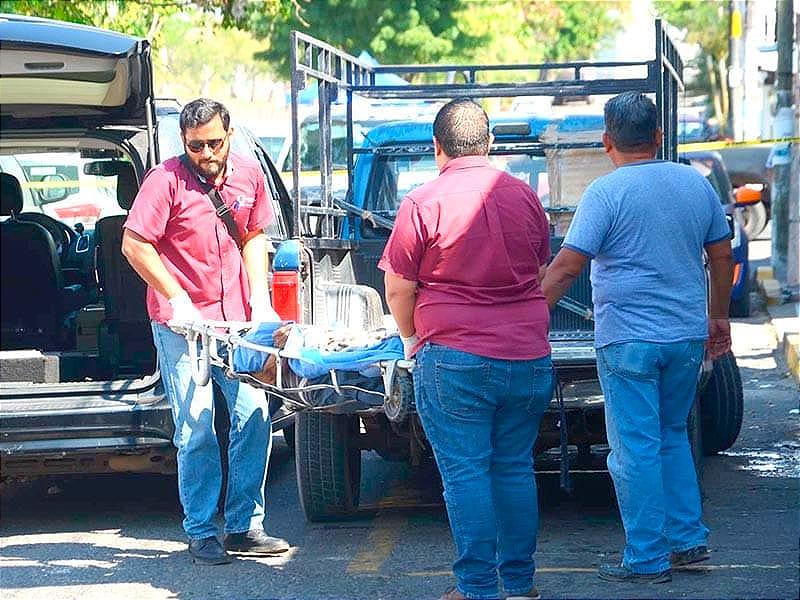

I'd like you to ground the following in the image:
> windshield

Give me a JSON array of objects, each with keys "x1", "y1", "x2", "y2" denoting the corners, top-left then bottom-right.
[
  {"x1": 364, "y1": 152, "x2": 550, "y2": 217},
  {"x1": 2, "y1": 151, "x2": 124, "y2": 229}
]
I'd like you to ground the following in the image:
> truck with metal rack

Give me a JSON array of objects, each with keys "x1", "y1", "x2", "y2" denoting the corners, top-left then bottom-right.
[{"x1": 251, "y1": 21, "x2": 745, "y2": 521}]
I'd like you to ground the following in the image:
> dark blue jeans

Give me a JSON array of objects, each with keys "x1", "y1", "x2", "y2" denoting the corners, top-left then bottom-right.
[{"x1": 414, "y1": 343, "x2": 554, "y2": 599}]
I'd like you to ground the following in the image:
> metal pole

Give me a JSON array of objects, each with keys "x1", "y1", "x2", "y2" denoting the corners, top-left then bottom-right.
[
  {"x1": 728, "y1": 1, "x2": 746, "y2": 141},
  {"x1": 771, "y1": 0, "x2": 795, "y2": 283}
]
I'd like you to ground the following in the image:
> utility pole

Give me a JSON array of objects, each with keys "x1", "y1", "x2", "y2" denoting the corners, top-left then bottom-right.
[
  {"x1": 771, "y1": 0, "x2": 795, "y2": 284},
  {"x1": 728, "y1": 0, "x2": 746, "y2": 140}
]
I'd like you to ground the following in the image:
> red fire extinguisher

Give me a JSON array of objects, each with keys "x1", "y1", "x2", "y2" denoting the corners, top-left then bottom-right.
[{"x1": 270, "y1": 240, "x2": 302, "y2": 322}]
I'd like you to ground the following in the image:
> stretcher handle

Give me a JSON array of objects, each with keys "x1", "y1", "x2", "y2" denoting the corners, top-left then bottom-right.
[{"x1": 186, "y1": 328, "x2": 211, "y2": 387}]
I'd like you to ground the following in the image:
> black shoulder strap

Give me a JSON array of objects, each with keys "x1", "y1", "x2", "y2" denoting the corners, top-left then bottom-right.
[{"x1": 180, "y1": 154, "x2": 243, "y2": 251}]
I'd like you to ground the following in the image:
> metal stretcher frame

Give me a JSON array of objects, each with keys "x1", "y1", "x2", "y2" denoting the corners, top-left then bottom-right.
[{"x1": 169, "y1": 319, "x2": 415, "y2": 414}]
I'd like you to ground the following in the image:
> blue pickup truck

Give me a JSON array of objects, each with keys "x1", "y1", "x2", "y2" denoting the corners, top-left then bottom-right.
[{"x1": 282, "y1": 26, "x2": 745, "y2": 521}]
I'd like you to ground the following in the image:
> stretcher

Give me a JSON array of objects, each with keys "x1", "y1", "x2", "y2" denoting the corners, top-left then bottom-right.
[{"x1": 168, "y1": 319, "x2": 415, "y2": 417}]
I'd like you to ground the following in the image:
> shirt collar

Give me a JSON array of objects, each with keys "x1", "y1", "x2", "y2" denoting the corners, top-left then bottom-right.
[{"x1": 439, "y1": 154, "x2": 491, "y2": 174}]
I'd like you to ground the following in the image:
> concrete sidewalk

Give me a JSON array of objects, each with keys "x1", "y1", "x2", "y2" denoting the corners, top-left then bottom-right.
[{"x1": 766, "y1": 300, "x2": 800, "y2": 385}]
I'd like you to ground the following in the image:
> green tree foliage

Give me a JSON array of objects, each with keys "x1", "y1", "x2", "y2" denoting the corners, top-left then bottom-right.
[
  {"x1": 653, "y1": 0, "x2": 729, "y2": 128},
  {"x1": 238, "y1": 0, "x2": 486, "y2": 78},
  {"x1": 459, "y1": 1, "x2": 626, "y2": 76}
]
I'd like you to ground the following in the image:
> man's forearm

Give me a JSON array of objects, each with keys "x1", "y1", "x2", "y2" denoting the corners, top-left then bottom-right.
[
  {"x1": 542, "y1": 271, "x2": 577, "y2": 310},
  {"x1": 242, "y1": 232, "x2": 269, "y2": 293},
  {"x1": 386, "y1": 292, "x2": 416, "y2": 337},
  {"x1": 707, "y1": 253, "x2": 733, "y2": 318}
]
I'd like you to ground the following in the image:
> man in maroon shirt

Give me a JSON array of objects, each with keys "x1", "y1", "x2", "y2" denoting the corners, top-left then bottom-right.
[
  {"x1": 122, "y1": 98, "x2": 288, "y2": 565},
  {"x1": 379, "y1": 99, "x2": 553, "y2": 600}
]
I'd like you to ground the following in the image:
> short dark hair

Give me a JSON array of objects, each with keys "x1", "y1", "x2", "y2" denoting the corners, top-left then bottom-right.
[
  {"x1": 604, "y1": 92, "x2": 658, "y2": 152},
  {"x1": 179, "y1": 98, "x2": 230, "y2": 132},
  {"x1": 433, "y1": 98, "x2": 490, "y2": 158}
]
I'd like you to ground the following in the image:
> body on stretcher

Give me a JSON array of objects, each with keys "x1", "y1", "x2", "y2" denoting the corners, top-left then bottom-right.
[{"x1": 168, "y1": 319, "x2": 416, "y2": 416}]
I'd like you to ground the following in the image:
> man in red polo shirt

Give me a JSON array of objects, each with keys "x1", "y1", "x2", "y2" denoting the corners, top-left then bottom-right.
[
  {"x1": 379, "y1": 99, "x2": 553, "y2": 600},
  {"x1": 122, "y1": 98, "x2": 288, "y2": 565}
]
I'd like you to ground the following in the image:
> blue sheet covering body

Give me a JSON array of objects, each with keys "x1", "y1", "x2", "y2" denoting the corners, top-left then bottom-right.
[{"x1": 232, "y1": 322, "x2": 403, "y2": 380}]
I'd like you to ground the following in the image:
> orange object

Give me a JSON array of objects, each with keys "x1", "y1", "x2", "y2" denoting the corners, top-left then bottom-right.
[
  {"x1": 732, "y1": 262, "x2": 742, "y2": 286},
  {"x1": 272, "y1": 271, "x2": 302, "y2": 322},
  {"x1": 735, "y1": 186, "x2": 761, "y2": 205}
]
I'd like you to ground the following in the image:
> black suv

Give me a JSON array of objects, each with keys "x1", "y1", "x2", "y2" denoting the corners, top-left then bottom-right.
[{"x1": 0, "y1": 14, "x2": 294, "y2": 480}]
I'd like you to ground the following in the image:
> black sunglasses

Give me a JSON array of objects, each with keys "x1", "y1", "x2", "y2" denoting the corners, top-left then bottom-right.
[{"x1": 185, "y1": 133, "x2": 229, "y2": 153}]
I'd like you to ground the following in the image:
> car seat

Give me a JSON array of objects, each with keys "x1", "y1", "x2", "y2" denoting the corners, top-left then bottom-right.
[
  {"x1": 94, "y1": 162, "x2": 155, "y2": 377},
  {"x1": 1, "y1": 172, "x2": 77, "y2": 350}
]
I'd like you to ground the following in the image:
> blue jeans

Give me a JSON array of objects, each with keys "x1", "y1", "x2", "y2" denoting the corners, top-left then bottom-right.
[
  {"x1": 414, "y1": 343, "x2": 554, "y2": 600},
  {"x1": 152, "y1": 322, "x2": 272, "y2": 540},
  {"x1": 597, "y1": 340, "x2": 709, "y2": 574}
]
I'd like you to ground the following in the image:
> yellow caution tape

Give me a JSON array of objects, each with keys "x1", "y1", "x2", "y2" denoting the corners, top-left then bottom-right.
[
  {"x1": 678, "y1": 137, "x2": 799, "y2": 152},
  {"x1": 20, "y1": 179, "x2": 115, "y2": 190}
]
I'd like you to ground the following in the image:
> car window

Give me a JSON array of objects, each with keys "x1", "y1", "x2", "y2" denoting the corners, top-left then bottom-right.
[
  {"x1": 689, "y1": 158, "x2": 726, "y2": 205},
  {"x1": 364, "y1": 152, "x2": 549, "y2": 216},
  {"x1": 3, "y1": 151, "x2": 122, "y2": 229}
]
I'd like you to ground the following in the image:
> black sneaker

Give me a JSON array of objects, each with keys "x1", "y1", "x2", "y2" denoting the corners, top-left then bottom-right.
[
  {"x1": 671, "y1": 545, "x2": 711, "y2": 567},
  {"x1": 598, "y1": 563, "x2": 672, "y2": 584},
  {"x1": 188, "y1": 536, "x2": 231, "y2": 565},
  {"x1": 224, "y1": 529, "x2": 290, "y2": 554}
]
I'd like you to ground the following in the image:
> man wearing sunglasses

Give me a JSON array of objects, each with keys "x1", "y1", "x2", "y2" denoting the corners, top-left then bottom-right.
[{"x1": 122, "y1": 98, "x2": 287, "y2": 565}]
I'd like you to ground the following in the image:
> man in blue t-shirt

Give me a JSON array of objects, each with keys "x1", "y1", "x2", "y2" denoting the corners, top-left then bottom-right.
[{"x1": 542, "y1": 91, "x2": 733, "y2": 585}]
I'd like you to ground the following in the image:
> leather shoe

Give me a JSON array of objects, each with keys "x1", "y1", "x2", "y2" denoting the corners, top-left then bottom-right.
[
  {"x1": 224, "y1": 529, "x2": 290, "y2": 554},
  {"x1": 670, "y1": 545, "x2": 710, "y2": 567},
  {"x1": 188, "y1": 536, "x2": 231, "y2": 565},
  {"x1": 598, "y1": 563, "x2": 671, "y2": 583}
]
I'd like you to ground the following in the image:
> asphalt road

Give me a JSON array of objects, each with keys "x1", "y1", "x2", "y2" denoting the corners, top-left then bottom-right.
[{"x1": 2, "y1": 309, "x2": 798, "y2": 600}]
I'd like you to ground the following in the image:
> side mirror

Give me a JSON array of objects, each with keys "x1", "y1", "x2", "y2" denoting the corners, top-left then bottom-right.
[{"x1": 734, "y1": 185, "x2": 761, "y2": 206}]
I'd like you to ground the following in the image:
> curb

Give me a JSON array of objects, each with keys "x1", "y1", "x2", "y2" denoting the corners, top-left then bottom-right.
[{"x1": 754, "y1": 267, "x2": 799, "y2": 385}]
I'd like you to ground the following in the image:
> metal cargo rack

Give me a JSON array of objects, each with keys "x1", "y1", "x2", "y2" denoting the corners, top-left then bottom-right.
[{"x1": 289, "y1": 19, "x2": 683, "y2": 240}]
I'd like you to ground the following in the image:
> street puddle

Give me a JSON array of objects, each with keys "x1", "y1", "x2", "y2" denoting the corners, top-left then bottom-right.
[{"x1": 722, "y1": 441, "x2": 800, "y2": 478}]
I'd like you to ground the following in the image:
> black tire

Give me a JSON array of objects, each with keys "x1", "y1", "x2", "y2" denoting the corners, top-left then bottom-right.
[
  {"x1": 295, "y1": 412, "x2": 361, "y2": 521},
  {"x1": 699, "y1": 351, "x2": 744, "y2": 455}
]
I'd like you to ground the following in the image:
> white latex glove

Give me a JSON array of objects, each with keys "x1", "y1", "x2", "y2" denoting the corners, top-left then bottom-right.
[
  {"x1": 249, "y1": 290, "x2": 282, "y2": 324},
  {"x1": 400, "y1": 334, "x2": 419, "y2": 360},
  {"x1": 167, "y1": 290, "x2": 203, "y2": 330}
]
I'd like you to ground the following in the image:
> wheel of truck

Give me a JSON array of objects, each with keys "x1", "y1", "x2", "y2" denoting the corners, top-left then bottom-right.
[
  {"x1": 699, "y1": 351, "x2": 744, "y2": 455},
  {"x1": 739, "y1": 201, "x2": 768, "y2": 241},
  {"x1": 295, "y1": 411, "x2": 361, "y2": 521}
]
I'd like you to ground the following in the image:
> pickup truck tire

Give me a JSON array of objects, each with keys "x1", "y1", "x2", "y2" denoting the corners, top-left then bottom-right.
[
  {"x1": 699, "y1": 352, "x2": 744, "y2": 455},
  {"x1": 295, "y1": 412, "x2": 361, "y2": 521},
  {"x1": 739, "y1": 201, "x2": 768, "y2": 241}
]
